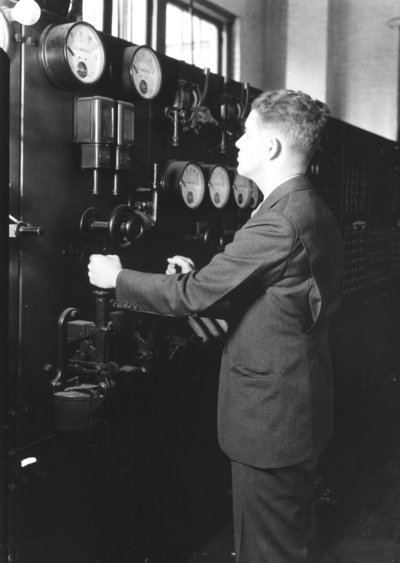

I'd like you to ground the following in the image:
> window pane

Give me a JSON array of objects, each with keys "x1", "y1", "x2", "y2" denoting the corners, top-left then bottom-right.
[
  {"x1": 112, "y1": 0, "x2": 147, "y2": 45},
  {"x1": 166, "y1": 2, "x2": 219, "y2": 73},
  {"x1": 82, "y1": 0, "x2": 104, "y2": 30}
]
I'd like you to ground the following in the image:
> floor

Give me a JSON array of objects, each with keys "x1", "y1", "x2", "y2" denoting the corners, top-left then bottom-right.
[{"x1": 184, "y1": 370, "x2": 400, "y2": 563}]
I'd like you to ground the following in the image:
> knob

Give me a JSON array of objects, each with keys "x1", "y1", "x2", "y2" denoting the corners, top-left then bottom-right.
[
  {"x1": 80, "y1": 206, "x2": 151, "y2": 249},
  {"x1": 15, "y1": 221, "x2": 44, "y2": 239},
  {"x1": 184, "y1": 222, "x2": 225, "y2": 252}
]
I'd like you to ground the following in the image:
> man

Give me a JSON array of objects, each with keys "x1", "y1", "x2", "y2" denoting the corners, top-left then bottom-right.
[{"x1": 88, "y1": 90, "x2": 344, "y2": 562}]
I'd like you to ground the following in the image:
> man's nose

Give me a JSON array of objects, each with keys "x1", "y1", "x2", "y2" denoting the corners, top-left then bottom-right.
[{"x1": 235, "y1": 136, "x2": 243, "y2": 149}]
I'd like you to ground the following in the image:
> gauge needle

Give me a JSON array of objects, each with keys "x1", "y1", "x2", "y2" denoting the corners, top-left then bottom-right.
[
  {"x1": 133, "y1": 64, "x2": 138, "y2": 73},
  {"x1": 67, "y1": 46, "x2": 77, "y2": 58}
]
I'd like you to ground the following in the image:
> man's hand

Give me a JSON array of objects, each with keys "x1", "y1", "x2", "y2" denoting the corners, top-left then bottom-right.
[
  {"x1": 88, "y1": 255, "x2": 123, "y2": 288},
  {"x1": 166, "y1": 255, "x2": 195, "y2": 275}
]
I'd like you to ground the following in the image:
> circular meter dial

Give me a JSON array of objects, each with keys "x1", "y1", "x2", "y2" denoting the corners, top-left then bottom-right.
[
  {"x1": 66, "y1": 24, "x2": 105, "y2": 83},
  {"x1": 124, "y1": 45, "x2": 162, "y2": 100},
  {"x1": 181, "y1": 163, "x2": 205, "y2": 209},
  {"x1": 208, "y1": 166, "x2": 231, "y2": 209},
  {"x1": 39, "y1": 22, "x2": 106, "y2": 89},
  {"x1": 233, "y1": 172, "x2": 252, "y2": 209},
  {"x1": 162, "y1": 161, "x2": 206, "y2": 209},
  {"x1": 249, "y1": 181, "x2": 262, "y2": 209}
]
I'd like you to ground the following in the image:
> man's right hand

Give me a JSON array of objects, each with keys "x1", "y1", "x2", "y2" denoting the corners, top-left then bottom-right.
[{"x1": 166, "y1": 255, "x2": 195, "y2": 275}]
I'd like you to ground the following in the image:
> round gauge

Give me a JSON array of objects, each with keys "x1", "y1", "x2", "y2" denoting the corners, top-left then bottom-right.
[
  {"x1": 0, "y1": 10, "x2": 10, "y2": 53},
  {"x1": 162, "y1": 161, "x2": 206, "y2": 209},
  {"x1": 123, "y1": 45, "x2": 162, "y2": 100},
  {"x1": 249, "y1": 181, "x2": 262, "y2": 209},
  {"x1": 207, "y1": 165, "x2": 231, "y2": 209},
  {"x1": 39, "y1": 22, "x2": 106, "y2": 89},
  {"x1": 233, "y1": 172, "x2": 252, "y2": 209},
  {"x1": 181, "y1": 163, "x2": 205, "y2": 209}
]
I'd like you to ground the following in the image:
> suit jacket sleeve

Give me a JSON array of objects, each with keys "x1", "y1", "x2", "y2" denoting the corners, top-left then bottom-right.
[{"x1": 116, "y1": 209, "x2": 296, "y2": 317}]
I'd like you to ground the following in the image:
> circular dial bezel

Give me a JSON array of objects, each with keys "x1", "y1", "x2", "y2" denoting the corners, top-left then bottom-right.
[
  {"x1": 208, "y1": 165, "x2": 231, "y2": 209},
  {"x1": 128, "y1": 45, "x2": 163, "y2": 100},
  {"x1": 39, "y1": 21, "x2": 106, "y2": 89},
  {"x1": 233, "y1": 172, "x2": 252, "y2": 209},
  {"x1": 180, "y1": 163, "x2": 206, "y2": 209}
]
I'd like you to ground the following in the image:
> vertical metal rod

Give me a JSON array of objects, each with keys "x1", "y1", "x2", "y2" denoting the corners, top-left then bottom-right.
[
  {"x1": 113, "y1": 173, "x2": 119, "y2": 196},
  {"x1": 0, "y1": 48, "x2": 10, "y2": 560},
  {"x1": 92, "y1": 169, "x2": 99, "y2": 196},
  {"x1": 152, "y1": 163, "x2": 159, "y2": 223},
  {"x1": 93, "y1": 291, "x2": 112, "y2": 365}
]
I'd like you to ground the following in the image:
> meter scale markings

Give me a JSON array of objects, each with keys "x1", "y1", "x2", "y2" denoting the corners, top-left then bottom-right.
[
  {"x1": 181, "y1": 164, "x2": 205, "y2": 209},
  {"x1": 131, "y1": 47, "x2": 162, "y2": 99},
  {"x1": 208, "y1": 166, "x2": 230, "y2": 209},
  {"x1": 67, "y1": 26, "x2": 104, "y2": 83}
]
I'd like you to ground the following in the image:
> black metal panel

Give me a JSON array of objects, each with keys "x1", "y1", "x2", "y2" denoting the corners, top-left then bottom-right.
[{"x1": 7, "y1": 6, "x2": 237, "y2": 562}]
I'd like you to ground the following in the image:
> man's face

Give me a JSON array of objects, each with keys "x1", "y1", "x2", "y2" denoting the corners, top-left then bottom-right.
[{"x1": 235, "y1": 110, "x2": 271, "y2": 180}]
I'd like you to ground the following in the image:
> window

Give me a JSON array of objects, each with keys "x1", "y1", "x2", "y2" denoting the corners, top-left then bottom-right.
[
  {"x1": 82, "y1": 0, "x2": 148, "y2": 44},
  {"x1": 81, "y1": 0, "x2": 234, "y2": 77},
  {"x1": 82, "y1": 0, "x2": 104, "y2": 31},
  {"x1": 165, "y1": 0, "x2": 233, "y2": 77},
  {"x1": 166, "y1": 2, "x2": 219, "y2": 73},
  {"x1": 111, "y1": 0, "x2": 147, "y2": 45}
]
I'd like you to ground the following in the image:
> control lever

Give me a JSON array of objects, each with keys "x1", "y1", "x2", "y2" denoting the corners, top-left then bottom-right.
[
  {"x1": 184, "y1": 222, "x2": 225, "y2": 252},
  {"x1": 80, "y1": 205, "x2": 154, "y2": 248},
  {"x1": 9, "y1": 220, "x2": 44, "y2": 239},
  {"x1": 52, "y1": 291, "x2": 147, "y2": 430}
]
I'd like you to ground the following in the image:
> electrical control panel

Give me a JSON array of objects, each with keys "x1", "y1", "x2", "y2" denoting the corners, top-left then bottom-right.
[
  {"x1": 5, "y1": 2, "x2": 400, "y2": 562},
  {"x1": 5, "y1": 4, "x2": 262, "y2": 562}
]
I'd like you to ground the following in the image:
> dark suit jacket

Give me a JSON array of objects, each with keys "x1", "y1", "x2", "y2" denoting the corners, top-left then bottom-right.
[{"x1": 116, "y1": 176, "x2": 344, "y2": 468}]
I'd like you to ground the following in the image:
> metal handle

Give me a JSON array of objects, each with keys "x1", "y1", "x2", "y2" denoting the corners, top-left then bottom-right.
[{"x1": 13, "y1": 221, "x2": 44, "y2": 239}]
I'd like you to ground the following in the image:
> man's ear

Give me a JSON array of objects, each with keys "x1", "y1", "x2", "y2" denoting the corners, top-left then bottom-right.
[{"x1": 267, "y1": 136, "x2": 282, "y2": 160}]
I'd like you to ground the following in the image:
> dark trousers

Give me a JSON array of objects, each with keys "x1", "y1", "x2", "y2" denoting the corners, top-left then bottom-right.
[{"x1": 231, "y1": 457, "x2": 319, "y2": 563}]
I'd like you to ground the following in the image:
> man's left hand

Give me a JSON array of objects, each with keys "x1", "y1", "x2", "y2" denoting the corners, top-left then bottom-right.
[{"x1": 88, "y1": 255, "x2": 123, "y2": 288}]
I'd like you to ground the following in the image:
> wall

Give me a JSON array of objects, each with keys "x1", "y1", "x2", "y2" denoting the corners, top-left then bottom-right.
[
  {"x1": 214, "y1": 0, "x2": 267, "y2": 89},
  {"x1": 264, "y1": 0, "x2": 400, "y2": 141},
  {"x1": 327, "y1": 0, "x2": 400, "y2": 141},
  {"x1": 286, "y1": 0, "x2": 329, "y2": 104}
]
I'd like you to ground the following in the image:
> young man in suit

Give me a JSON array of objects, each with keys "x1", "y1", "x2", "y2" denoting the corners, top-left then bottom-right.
[{"x1": 88, "y1": 90, "x2": 344, "y2": 563}]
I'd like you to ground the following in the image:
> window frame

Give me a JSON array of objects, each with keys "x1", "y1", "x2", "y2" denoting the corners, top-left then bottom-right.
[
  {"x1": 149, "y1": 0, "x2": 234, "y2": 78},
  {"x1": 82, "y1": 0, "x2": 234, "y2": 78}
]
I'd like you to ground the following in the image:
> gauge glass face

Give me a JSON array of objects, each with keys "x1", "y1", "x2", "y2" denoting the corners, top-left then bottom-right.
[
  {"x1": 249, "y1": 181, "x2": 261, "y2": 209},
  {"x1": 208, "y1": 166, "x2": 231, "y2": 209},
  {"x1": 180, "y1": 163, "x2": 205, "y2": 209},
  {"x1": 131, "y1": 47, "x2": 162, "y2": 99},
  {"x1": 66, "y1": 24, "x2": 105, "y2": 84},
  {"x1": 233, "y1": 173, "x2": 252, "y2": 209}
]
